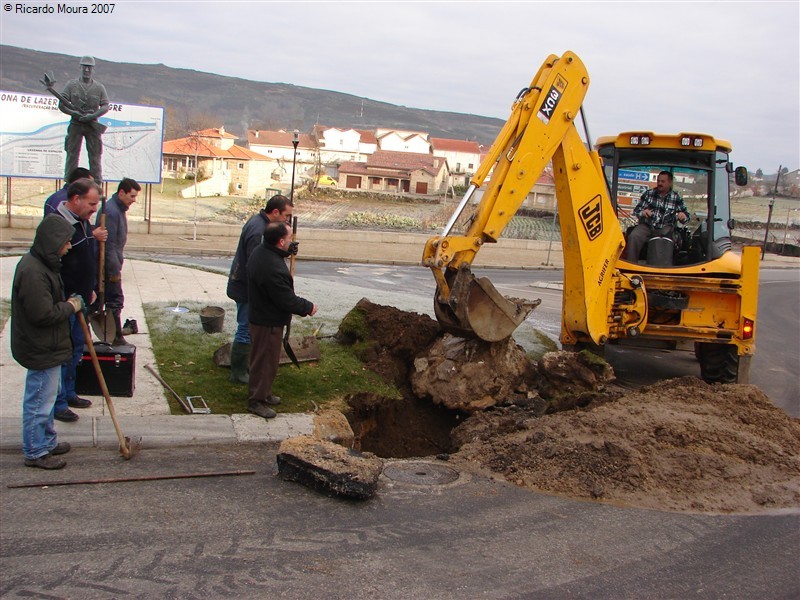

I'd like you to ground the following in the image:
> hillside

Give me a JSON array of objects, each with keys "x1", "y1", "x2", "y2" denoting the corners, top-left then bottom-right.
[{"x1": 0, "y1": 45, "x2": 504, "y2": 143}]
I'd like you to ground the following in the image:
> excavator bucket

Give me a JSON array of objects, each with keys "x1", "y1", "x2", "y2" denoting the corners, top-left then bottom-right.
[{"x1": 434, "y1": 266, "x2": 540, "y2": 342}]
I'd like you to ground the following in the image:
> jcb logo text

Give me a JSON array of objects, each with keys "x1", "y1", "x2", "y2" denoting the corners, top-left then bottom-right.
[{"x1": 579, "y1": 196, "x2": 603, "y2": 241}]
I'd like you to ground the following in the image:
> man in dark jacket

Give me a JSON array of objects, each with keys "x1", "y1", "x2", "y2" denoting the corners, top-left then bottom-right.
[
  {"x1": 226, "y1": 194, "x2": 295, "y2": 385},
  {"x1": 246, "y1": 221, "x2": 316, "y2": 419},
  {"x1": 11, "y1": 215, "x2": 86, "y2": 469},
  {"x1": 96, "y1": 177, "x2": 140, "y2": 344},
  {"x1": 52, "y1": 178, "x2": 107, "y2": 422}
]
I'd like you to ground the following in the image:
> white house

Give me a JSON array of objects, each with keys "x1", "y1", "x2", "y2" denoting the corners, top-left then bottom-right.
[
  {"x1": 375, "y1": 129, "x2": 431, "y2": 154},
  {"x1": 430, "y1": 137, "x2": 482, "y2": 187},
  {"x1": 161, "y1": 127, "x2": 271, "y2": 198},
  {"x1": 247, "y1": 129, "x2": 318, "y2": 183},
  {"x1": 312, "y1": 125, "x2": 377, "y2": 166}
]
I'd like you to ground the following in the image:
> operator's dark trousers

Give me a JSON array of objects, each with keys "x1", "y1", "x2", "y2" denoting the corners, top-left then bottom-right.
[
  {"x1": 64, "y1": 121, "x2": 103, "y2": 183},
  {"x1": 248, "y1": 324, "x2": 283, "y2": 402},
  {"x1": 626, "y1": 223, "x2": 675, "y2": 263}
]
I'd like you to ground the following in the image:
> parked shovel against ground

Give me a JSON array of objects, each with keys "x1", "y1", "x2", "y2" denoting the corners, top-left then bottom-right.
[
  {"x1": 144, "y1": 364, "x2": 211, "y2": 414},
  {"x1": 76, "y1": 311, "x2": 141, "y2": 460},
  {"x1": 283, "y1": 216, "x2": 301, "y2": 368},
  {"x1": 89, "y1": 195, "x2": 117, "y2": 343}
]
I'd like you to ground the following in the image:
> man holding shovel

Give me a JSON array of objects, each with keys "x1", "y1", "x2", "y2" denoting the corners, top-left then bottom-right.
[
  {"x1": 226, "y1": 194, "x2": 297, "y2": 385},
  {"x1": 11, "y1": 215, "x2": 87, "y2": 469},
  {"x1": 246, "y1": 221, "x2": 316, "y2": 419},
  {"x1": 52, "y1": 178, "x2": 107, "y2": 422}
]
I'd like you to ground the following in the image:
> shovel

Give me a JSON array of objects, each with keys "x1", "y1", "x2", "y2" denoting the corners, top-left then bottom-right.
[
  {"x1": 89, "y1": 196, "x2": 117, "y2": 343},
  {"x1": 77, "y1": 311, "x2": 141, "y2": 460},
  {"x1": 283, "y1": 216, "x2": 300, "y2": 368}
]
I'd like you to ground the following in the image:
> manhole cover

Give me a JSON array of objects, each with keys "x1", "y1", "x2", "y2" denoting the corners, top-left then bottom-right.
[{"x1": 383, "y1": 461, "x2": 459, "y2": 485}]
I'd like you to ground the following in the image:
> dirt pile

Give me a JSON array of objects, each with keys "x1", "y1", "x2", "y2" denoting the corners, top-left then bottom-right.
[
  {"x1": 337, "y1": 300, "x2": 800, "y2": 513},
  {"x1": 455, "y1": 378, "x2": 800, "y2": 513},
  {"x1": 336, "y1": 298, "x2": 440, "y2": 387}
]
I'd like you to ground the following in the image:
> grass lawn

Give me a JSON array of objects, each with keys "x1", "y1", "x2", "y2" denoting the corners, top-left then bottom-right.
[{"x1": 144, "y1": 301, "x2": 400, "y2": 415}]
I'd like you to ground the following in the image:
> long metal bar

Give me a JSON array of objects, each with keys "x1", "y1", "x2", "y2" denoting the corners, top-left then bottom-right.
[{"x1": 7, "y1": 470, "x2": 256, "y2": 489}]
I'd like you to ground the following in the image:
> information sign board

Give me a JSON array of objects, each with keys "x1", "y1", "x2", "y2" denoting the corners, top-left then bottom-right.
[{"x1": 0, "y1": 90, "x2": 164, "y2": 183}]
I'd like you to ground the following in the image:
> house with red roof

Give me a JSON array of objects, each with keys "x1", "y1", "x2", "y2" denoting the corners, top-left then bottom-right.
[
  {"x1": 430, "y1": 137, "x2": 482, "y2": 187},
  {"x1": 248, "y1": 129, "x2": 318, "y2": 184},
  {"x1": 162, "y1": 127, "x2": 271, "y2": 198},
  {"x1": 338, "y1": 150, "x2": 449, "y2": 195}
]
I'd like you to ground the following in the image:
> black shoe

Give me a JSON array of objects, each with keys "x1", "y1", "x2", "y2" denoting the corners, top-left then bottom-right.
[
  {"x1": 50, "y1": 442, "x2": 71, "y2": 456},
  {"x1": 122, "y1": 318, "x2": 138, "y2": 335},
  {"x1": 247, "y1": 401, "x2": 277, "y2": 419},
  {"x1": 264, "y1": 395, "x2": 282, "y2": 406},
  {"x1": 67, "y1": 396, "x2": 92, "y2": 409},
  {"x1": 54, "y1": 408, "x2": 79, "y2": 423},
  {"x1": 24, "y1": 454, "x2": 66, "y2": 469}
]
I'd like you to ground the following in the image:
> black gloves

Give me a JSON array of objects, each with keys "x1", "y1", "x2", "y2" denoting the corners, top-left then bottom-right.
[{"x1": 288, "y1": 241, "x2": 300, "y2": 256}]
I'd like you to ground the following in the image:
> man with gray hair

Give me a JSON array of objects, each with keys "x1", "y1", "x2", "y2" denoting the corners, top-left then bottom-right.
[{"x1": 52, "y1": 178, "x2": 107, "y2": 422}]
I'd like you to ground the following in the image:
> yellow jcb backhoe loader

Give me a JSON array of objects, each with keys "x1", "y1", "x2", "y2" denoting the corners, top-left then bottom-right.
[{"x1": 422, "y1": 51, "x2": 758, "y2": 384}]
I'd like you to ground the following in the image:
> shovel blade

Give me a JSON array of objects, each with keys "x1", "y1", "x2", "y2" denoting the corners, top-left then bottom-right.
[
  {"x1": 279, "y1": 336, "x2": 321, "y2": 365},
  {"x1": 121, "y1": 435, "x2": 142, "y2": 460},
  {"x1": 89, "y1": 310, "x2": 117, "y2": 343}
]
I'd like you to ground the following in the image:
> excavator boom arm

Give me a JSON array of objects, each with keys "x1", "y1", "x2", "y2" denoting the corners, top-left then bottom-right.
[{"x1": 423, "y1": 51, "x2": 632, "y2": 343}]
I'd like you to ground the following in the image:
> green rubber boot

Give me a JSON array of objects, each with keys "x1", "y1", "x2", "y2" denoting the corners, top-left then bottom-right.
[{"x1": 229, "y1": 342, "x2": 250, "y2": 384}]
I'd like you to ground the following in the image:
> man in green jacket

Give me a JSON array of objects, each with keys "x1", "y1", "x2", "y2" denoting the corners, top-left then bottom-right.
[{"x1": 11, "y1": 215, "x2": 86, "y2": 469}]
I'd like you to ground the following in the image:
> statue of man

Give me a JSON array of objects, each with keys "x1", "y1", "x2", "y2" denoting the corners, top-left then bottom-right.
[{"x1": 58, "y1": 56, "x2": 109, "y2": 184}]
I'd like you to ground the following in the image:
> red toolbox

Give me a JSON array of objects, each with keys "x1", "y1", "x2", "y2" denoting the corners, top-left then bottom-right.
[{"x1": 75, "y1": 343, "x2": 136, "y2": 397}]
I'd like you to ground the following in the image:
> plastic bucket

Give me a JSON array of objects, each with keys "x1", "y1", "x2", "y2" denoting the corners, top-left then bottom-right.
[{"x1": 199, "y1": 306, "x2": 225, "y2": 333}]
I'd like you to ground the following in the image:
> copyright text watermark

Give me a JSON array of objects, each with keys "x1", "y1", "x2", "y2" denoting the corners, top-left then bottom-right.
[{"x1": 4, "y1": 3, "x2": 117, "y2": 14}]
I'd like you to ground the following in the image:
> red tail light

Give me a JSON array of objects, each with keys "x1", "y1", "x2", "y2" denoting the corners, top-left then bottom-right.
[{"x1": 742, "y1": 318, "x2": 754, "y2": 340}]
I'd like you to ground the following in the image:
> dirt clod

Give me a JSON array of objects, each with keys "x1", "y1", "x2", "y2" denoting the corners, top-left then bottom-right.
[{"x1": 411, "y1": 333, "x2": 532, "y2": 413}]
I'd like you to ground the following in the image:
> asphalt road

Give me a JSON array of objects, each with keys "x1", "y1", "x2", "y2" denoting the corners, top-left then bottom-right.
[{"x1": 1, "y1": 444, "x2": 798, "y2": 599}]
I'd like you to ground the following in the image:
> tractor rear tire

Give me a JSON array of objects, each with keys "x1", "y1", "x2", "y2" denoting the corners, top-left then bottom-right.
[{"x1": 696, "y1": 343, "x2": 739, "y2": 384}]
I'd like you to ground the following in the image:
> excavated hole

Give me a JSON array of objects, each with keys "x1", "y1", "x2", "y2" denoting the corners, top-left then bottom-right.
[{"x1": 345, "y1": 392, "x2": 464, "y2": 459}]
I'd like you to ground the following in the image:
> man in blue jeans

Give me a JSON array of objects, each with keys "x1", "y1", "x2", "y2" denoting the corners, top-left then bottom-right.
[
  {"x1": 52, "y1": 179, "x2": 107, "y2": 422},
  {"x1": 11, "y1": 215, "x2": 86, "y2": 469},
  {"x1": 226, "y1": 194, "x2": 296, "y2": 384}
]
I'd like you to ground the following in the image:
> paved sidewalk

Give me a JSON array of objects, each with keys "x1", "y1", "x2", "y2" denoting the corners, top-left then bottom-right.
[{"x1": 0, "y1": 257, "x2": 319, "y2": 454}]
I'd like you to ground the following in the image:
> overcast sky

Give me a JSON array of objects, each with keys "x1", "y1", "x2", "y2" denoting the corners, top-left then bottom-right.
[{"x1": 2, "y1": 1, "x2": 798, "y2": 171}]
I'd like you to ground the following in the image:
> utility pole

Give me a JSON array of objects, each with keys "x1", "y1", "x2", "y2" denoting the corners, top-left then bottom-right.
[{"x1": 290, "y1": 129, "x2": 299, "y2": 201}]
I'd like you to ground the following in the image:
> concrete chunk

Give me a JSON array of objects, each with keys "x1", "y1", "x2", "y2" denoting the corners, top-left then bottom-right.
[{"x1": 276, "y1": 435, "x2": 383, "y2": 500}]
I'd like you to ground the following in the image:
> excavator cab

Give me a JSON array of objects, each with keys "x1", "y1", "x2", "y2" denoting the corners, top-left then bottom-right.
[{"x1": 596, "y1": 133, "x2": 747, "y2": 268}]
